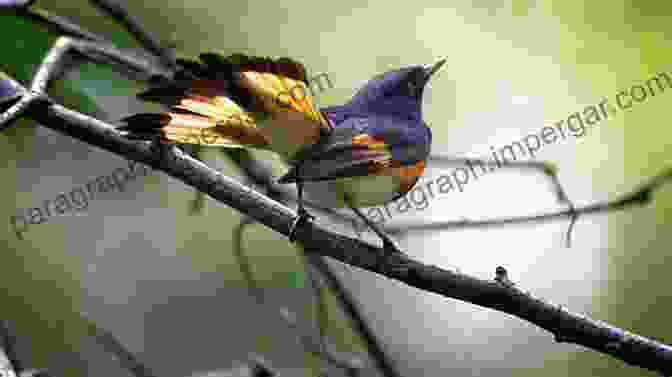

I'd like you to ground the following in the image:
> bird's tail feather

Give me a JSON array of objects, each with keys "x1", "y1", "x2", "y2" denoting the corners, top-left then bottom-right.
[{"x1": 118, "y1": 53, "x2": 313, "y2": 149}]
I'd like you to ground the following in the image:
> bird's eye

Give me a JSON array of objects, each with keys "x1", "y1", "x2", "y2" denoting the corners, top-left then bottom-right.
[{"x1": 405, "y1": 80, "x2": 420, "y2": 97}]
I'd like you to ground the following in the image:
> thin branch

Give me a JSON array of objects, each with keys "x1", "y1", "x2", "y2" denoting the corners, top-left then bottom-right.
[
  {"x1": 305, "y1": 255, "x2": 401, "y2": 377},
  {"x1": 32, "y1": 36, "x2": 171, "y2": 94},
  {"x1": 0, "y1": 320, "x2": 24, "y2": 374},
  {"x1": 0, "y1": 35, "x2": 171, "y2": 132},
  {"x1": 233, "y1": 217, "x2": 365, "y2": 374},
  {"x1": 188, "y1": 355, "x2": 280, "y2": 377},
  {"x1": 279, "y1": 308, "x2": 365, "y2": 374},
  {"x1": 2, "y1": 70, "x2": 672, "y2": 375},
  {"x1": 428, "y1": 155, "x2": 567, "y2": 201},
  {"x1": 232, "y1": 216, "x2": 265, "y2": 305},
  {"x1": 0, "y1": 322, "x2": 53, "y2": 377},
  {"x1": 0, "y1": 28, "x2": 372, "y2": 376},
  {"x1": 2, "y1": 6, "x2": 672, "y2": 372},
  {"x1": 2, "y1": 0, "x2": 106, "y2": 42},
  {"x1": 428, "y1": 154, "x2": 580, "y2": 245},
  {"x1": 21, "y1": 5, "x2": 107, "y2": 42},
  {"x1": 0, "y1": 91, "x2": 45, "y2": 129},
  {"x1": 83, "y1": 317, "x2": 159, "y2": 377},
  {"x1": 384, "y1": 168, "x2": 672, "y2": 236},
  {"x1": 304, "y1": 263, "x2": 329, "y2": 354},
  {"x1": 216, "y1": 148, "x2": 362, "y2": 231},
  {"x1": 87, "y1": 0, "x2": 177, "y2": 70},
  {"x1": 226, "y1": 148, "x2": 395, "y2": 376},
  {"x1": 88, "y1": 314, "x2": 281, "y2": 377}
]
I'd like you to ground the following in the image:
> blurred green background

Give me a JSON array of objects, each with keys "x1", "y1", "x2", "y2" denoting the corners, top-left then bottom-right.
[{"x1": 1, "y1": 1, "x2": 671, "y2": 376}]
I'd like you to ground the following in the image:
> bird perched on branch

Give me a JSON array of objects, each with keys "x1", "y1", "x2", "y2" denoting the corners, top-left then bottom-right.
[{"x1": 119, "y1": 52, "x2": 444, "y2": 259}]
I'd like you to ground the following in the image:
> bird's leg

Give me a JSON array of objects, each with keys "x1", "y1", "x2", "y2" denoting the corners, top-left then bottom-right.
[
  {"x1": 345, "y1": 199, "x2": 406, "y2": 273},
  {"x1": 347, "y1": 204, "x2": 404, "y2": 254},
  {"x1": 288, "y1": 164, "x2": 315, "y2": 242},
  {"x1": 296, "y1": 180, "x2": 313, "y2": 219}
]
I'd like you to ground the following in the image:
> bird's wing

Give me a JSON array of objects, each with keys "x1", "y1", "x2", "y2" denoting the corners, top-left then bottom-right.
[
  {"x1": 119, "y1": 53, "x2": 329, "y2": 149},
  {"x1": 278, "y1": 122, "x2": 425, "y2": 185}
]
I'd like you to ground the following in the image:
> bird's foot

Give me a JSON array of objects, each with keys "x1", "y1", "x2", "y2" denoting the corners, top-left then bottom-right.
[
  {"x1": 376, "y1": 237, "x2": 408, "y2": 275},
  {"x1": 288, "y1": 207, "x2": 314, "y2": 243}
]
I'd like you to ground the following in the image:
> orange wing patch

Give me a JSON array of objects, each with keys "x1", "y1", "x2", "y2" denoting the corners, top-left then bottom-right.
[
  {"x1": 397, "y1": 160, "x2": 427, "y2": 194},
  {"x1": 238, "y1": 71, "x2": 329, "y2": 129},
  {"x1": 351, "y1": 134, "x2": 389, "y2": 149},
  {"x1": 367, "y1": 159, "x2": 426, "y2": 194}
]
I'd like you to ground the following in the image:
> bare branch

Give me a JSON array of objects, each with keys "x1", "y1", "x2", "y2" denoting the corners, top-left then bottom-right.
[
  {"x1": 83, "y1": 317, "x2": 158, "y2": 377},
  {"x1": 305, "y1": 255, "x2": 400, "y2": 377},
  {"x1": 227, "y1": 149, "x2": 395, "y2": 376},
  {"x1": 2, "y1": 5, "x2": 671, "y2": 372},
  {"x1": 234, "y1": 217, "x2": 366, "y2": 374},
  {"x1": 21, "y1": 5, "x2": 107, "y2": 42},
  {"x1": 215, "y1": 149, "x2": 361, "y2": 230},
  {"x1": 2, "y1": 71, "x2": 671, "y2": 375},
  {"x1": 384, "y1": 168, "x2": 672, "y2": 236},
  {"x1": 187, "y1": 355, "x2": 280, "y2": 377},
  {"x1": 428, "y1": 154, "x2": 580, "y2": 245},
  {"x1": 428, "y1": 155, "x2": 567, "y2": 201},
  {"x1": 87, "y1": 0, "x2": 177, "y2": 69},
  {"x1": 0, "y1": 320, "x2": 24, "y2": 374}
]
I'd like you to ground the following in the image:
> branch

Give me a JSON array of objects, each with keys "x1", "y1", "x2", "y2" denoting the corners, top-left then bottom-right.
[
  {"x1": 188, "y1": 355, "x2": 281, "y2": 377},
  {"x1": 427, "y1": 154, "x2": 567, "y2": 202},
  {"x1": 81, "y1": 316, "x2": 160, "y2": 377},
  {"x1": 383, "y1": 168, "x2": 672, "y2": 236},
  {"x1": 19, "y1": 5, "x2": 107, "y2": 42},
  {"x1": 304, "y1": 255, "x2": 399, "y2": 377},
  {"x1": 0, "y1": 320, "x2": 24, "y2": 374},
  {"x1": 0, "y1": 16, "x2": 374, "y2": 373},
  {"x1": 208, "y1": 149, "x2": 362, "y2": 230},
  {"x1": 86, "y1": 315, "x2": 283, "y2": 377},
  {"x1": 426, "y1": 154, "x2": 581, "y2": 246},
  {"x1": 2, "y1": 71, "x2": 672, "y2": 375},
  {"x1": 227, "y1": 150, "x2": 397, "y2": 376},
  {"x1": 87, "y1": 0, "x2": 177, "y2": 70},
  {"x1": 233, "y1": 217, "x2": 366, "y2": 375}
]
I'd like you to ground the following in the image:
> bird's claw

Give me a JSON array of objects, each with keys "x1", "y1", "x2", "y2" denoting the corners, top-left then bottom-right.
[
  {"x1": 376, "y1": 238, "x2": 408, "y2": 275},
  {"x1": 288, "y1": 208, "x2": 314, "y2": 243}
]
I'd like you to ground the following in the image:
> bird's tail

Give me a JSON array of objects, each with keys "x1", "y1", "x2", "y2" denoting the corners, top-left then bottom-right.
[{"x1": 118, "y1": 53, "x2": 317, "y2": 150}]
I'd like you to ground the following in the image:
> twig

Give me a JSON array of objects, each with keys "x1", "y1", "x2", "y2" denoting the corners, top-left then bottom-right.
[
  {"x1": 305, "y1": 255, "x2": 400, "y2": 377},
  {"x1": 5, "y1": 70, "x2": 672, "y2": 374},
  {"x1": 0, "y1": 35, "x2": 171, "y2": 131},
  {"x1": 0, "y1": 321, "x2": 54, "y2": 377},
  {"x1": 21, "y1": 5, "x2": 107, "y2": 42},
  {"x1": 3, "y1": 5, "x2": 672, "y2": 372},
  {"x1": 216, "y1": 148, "x2": 362, "y2": 230},
  {"x1": 384, "y1": 168, "x2": 672, "y2": 236},
  {"x1": 3, "y1": 71, "x2": 671, "y2": 374},
  {"x1": 428, "y1": 154, "x2": 579, "y2": 245},
  {"x1": 233, "y1": 217, "x2": 365, "y2": 374},
  {"x1": 0, "y1": 25, "x2": 374, "y2": 376},
  {"x1": 87, "y1": 0, "x2": 177, "y2": 70},
  {"x1": 83, "y1": 317, "x2": 158, "y2": 377},
  {"x1": 226, "y1": 148, "x2": 393, "y2": 376},
  {"x1": 0, "y1": 320, "x2": 24, "y2": 374},
  {"x1": 187, "y1": 355, "x2": 280, "y2": 377}
]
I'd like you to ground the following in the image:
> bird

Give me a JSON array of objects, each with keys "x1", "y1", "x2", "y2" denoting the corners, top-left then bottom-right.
[{"x1": 118, "y1": 52, "x2": 444, "y2": 261}]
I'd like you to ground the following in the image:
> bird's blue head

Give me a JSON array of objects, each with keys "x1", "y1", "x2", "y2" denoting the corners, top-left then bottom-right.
[{"x1": 347, "y1": 59, "x2": 446, "y2": 122}]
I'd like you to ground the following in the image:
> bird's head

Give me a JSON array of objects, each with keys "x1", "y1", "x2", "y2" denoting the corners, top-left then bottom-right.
[{"x1": 347, "y1": 59, "x2": 446, "y2": 120}]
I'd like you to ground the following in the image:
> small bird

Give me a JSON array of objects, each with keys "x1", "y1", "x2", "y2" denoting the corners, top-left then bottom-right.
[{"x1": 119, "y1": 53, "x2": 444, "y2": 258}]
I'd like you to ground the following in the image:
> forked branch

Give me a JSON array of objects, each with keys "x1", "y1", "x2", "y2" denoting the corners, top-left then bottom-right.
[{"x1": 1, "y1": 70, "x2": 671, "y2": 375}]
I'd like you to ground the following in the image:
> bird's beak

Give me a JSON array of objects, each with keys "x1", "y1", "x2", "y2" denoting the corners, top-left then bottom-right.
[{"x1": 424, "y1": 59, "x2": 446, "y2": 81}]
